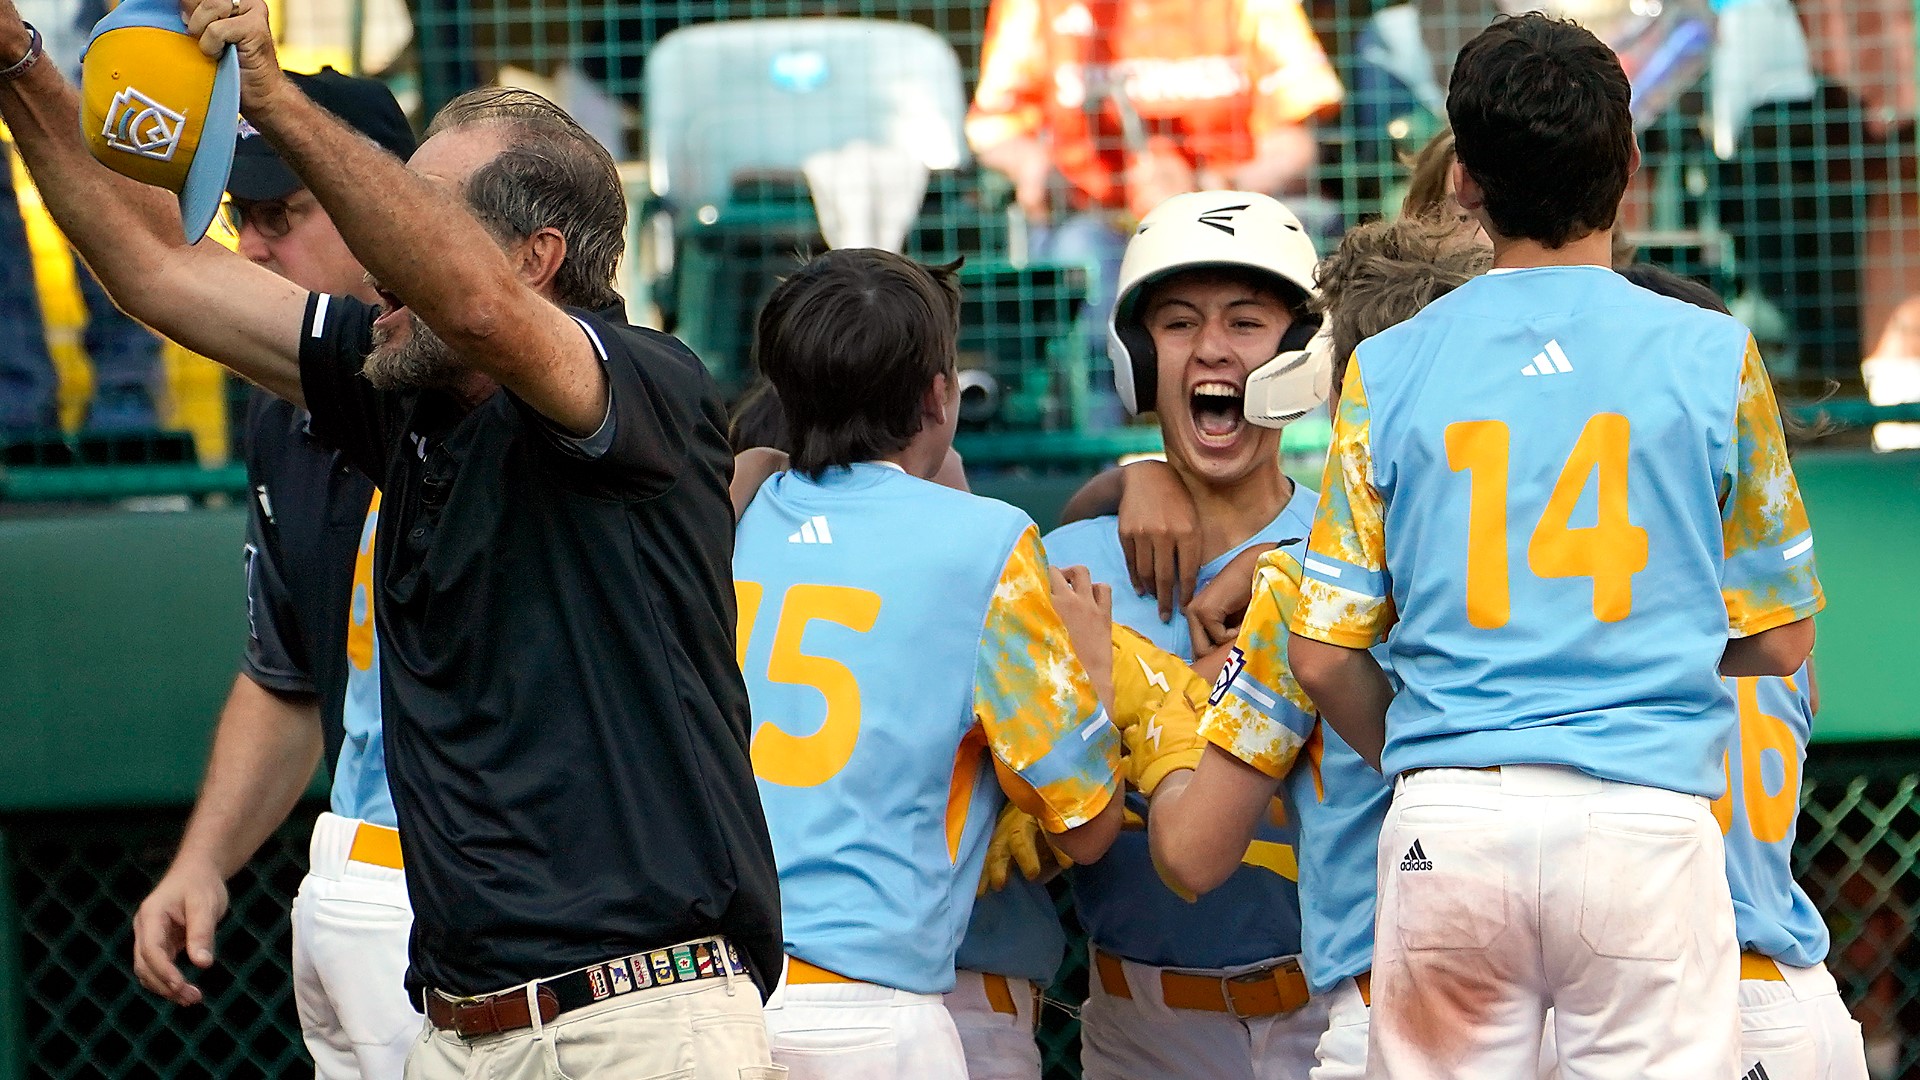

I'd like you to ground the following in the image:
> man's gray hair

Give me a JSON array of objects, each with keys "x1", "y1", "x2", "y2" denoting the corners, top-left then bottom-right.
[{"x1": 428, "y1": 87, "x2": 626, "y2": 311}]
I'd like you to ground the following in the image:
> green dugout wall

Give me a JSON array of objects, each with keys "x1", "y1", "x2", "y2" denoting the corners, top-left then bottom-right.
[{"x1": 0, "y1": 449, "x2": 1915, "y2": 1076}]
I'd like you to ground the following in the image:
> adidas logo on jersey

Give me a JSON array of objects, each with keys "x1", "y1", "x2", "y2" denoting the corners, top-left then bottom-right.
[
  {"x1": 1743, "y1": 1062, "x2": 1772, "y2": 1080},
  {"x1": 1399, "y1": 839, "x2": 1433, "y2": 872},
  {"x1": 1520, "y1": 339, "x2": 1574, "y2": 377},
  {"x1": 787, "y1": 516, "x2": 834, "y2": 544}
]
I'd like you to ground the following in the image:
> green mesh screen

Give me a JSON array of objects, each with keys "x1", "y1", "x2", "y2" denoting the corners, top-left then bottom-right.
[
  {"x1": 10, "y1": 810, "x2": 316, "y2": 1079},
  {"x1": 402, "y1": 0, "x2": 1920, "y2": 396},
  {"x1": 9, "y1": 756, "x2": 1920, "y2": 1078},
  {"x1": 7, "y1": 0, "x2": 1920, "y2": 490}
]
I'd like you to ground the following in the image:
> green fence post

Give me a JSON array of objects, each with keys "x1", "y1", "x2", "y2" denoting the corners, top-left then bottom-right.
[{"x1": 0, "y1": 828, "x2": 26, "y2": 1080}]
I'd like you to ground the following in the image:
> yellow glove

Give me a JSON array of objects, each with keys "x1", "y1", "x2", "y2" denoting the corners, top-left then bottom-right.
[
  {"x1": 978, "y1": 803, "x2": 1071, "y2": 896},
  {"x1": 1109, "y1": 628, "x2": 1212, "y2": 796}
]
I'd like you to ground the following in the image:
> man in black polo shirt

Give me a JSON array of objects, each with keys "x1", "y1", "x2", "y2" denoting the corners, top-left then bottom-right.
[
  {"x1": 0, "y1": 1, "x2": 782, "y2": 1075},
  {"x1": 130, "y1": 70, "x2": 426, "y2": 1079}
]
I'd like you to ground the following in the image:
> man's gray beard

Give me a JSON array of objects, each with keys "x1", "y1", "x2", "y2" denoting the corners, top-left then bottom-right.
[{"x1": 364, "y1": 313, "x2": 461, "y2": 391}]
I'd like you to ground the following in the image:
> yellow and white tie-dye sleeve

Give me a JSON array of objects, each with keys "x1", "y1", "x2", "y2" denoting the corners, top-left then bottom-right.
[
  {"x1": 974, "y1": 525, "x2": 1121, "y2": 833},
  {"x1": 1721, "y1": 338, "x2": 1824, "y2": 637},
  {"x1": 1292, "y1": 359, "x2": 1395, "y2": 649},
  {"x1": 1198, "y1": 549, "x2": 1316, "y2": 779}
]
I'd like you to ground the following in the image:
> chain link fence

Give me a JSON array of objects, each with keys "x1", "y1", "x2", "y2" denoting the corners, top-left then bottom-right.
[
  {"x1": 7, "y1": 747, "x2": 1920, "y2": 1078},
  {"x1": 11, "y1": 0, "x2": 1920, "y2": 478}
]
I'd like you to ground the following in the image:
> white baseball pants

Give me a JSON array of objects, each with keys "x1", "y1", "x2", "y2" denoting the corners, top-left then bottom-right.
[
  {"x1": 1310, "y1": 976, "x2": 1370, "y2": 1080},
  {"x1": 945, "y1": 970, "x2": 1044, "y2": 1080},
  {"x1": 1080, "y1": 952, "x2": 1330, "y2": 1080},
  {"x1": 1739, "y1": 959, "x2": 1871, "y2": 1080},
  {"x1": 293, "y1": 812, "x2": 422, "y2": 1080},
  {"x1": 762, "y1": 969, "x2": 967, "y2": 1080},
  {"x1": 1366, "y1": 765, "x2": 1738, "y2": 1080}
]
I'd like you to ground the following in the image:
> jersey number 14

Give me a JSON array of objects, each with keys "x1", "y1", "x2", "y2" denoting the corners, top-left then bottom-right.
[{"x1": 1446, "y1": 413, "x2": 1650, "y2": 628}]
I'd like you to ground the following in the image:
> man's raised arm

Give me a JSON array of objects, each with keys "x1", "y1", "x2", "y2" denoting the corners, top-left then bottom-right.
[
  {"x1": 188, "y1": 0, "x2": 611, "y2": 436},
  {"x1": 0, "y1": 9, "x2": 307, "y2": 401}
]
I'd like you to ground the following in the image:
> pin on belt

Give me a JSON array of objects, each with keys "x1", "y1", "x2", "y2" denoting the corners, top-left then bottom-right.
[{"x1": 426, "y1": 937, "x2": 749, "y2": 1039}]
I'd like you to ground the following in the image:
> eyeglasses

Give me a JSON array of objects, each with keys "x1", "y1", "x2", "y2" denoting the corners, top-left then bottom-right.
[{"x1": 224, "y1": 194, "x2": 310, "y2": 239}]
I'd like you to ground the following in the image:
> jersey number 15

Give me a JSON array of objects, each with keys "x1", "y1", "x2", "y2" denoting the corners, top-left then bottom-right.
[{"x1": 735, "y1": 581, "x2": 882, "y2": 788}]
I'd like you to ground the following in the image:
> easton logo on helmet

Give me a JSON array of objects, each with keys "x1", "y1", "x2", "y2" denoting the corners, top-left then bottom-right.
[{"x1": 1197, "y1": 203, "x2": 1251, "y2": 235}]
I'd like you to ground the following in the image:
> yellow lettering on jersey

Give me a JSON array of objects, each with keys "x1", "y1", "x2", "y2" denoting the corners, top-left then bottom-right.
[
  {"x1": 1446, "y1": 420, "x2": 1512, "y2": 629},
  {"x1": 1528, "y1": 413, "x2": 1647, "y2": 622},
  {"x1": 733, "y1": 580, "x2": 764, "y2": 671},
  {"x1": 346, "y1": 490, "x2": 382, "y2": 673},
  {"x1": 750, "y1": 584, "x2": 882, "y2": 788},
  {"x1": 1241, "y1": 840, "x2": 1298, "y2": 881},
  {"x1": 1711, "y1": 751, "x2": 1734, "y2": 834},
  {"x1": 1738, "y1": 677, "x2": 1799, "y2": 844},
  {"x1": 1710, "y1": 675, "x2": 1800, "y2": 844}
]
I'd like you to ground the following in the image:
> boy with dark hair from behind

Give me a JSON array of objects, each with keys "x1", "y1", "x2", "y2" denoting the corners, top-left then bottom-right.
[
  {"x1": 733, "y1": 247, "x2": 1125, "y2": 1080},
  {"x1": 1286, "y1": 14, "x2": 1823, "y2": 1080}
]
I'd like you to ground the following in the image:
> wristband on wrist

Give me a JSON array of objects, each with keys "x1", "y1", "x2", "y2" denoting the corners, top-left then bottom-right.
[{"x1": 0, "y1": 22, "x2": 42, "y2": 82}]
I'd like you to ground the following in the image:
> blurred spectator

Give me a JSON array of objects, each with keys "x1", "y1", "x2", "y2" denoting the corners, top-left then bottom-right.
[
  {"x1": 0, "y1": 138, "x2": 56, "y2": 435},
  {"x1": 4, "y1": 0, "x2": 164, "y2": 435},
  {"x1": 966, "y1": 0, "x2": 1341, "y2": 423}
]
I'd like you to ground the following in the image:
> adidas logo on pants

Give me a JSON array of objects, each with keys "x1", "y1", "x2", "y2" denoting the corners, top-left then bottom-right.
[{"x1": 1399, "y1": 840, "x2": 1432, "y2": 872}]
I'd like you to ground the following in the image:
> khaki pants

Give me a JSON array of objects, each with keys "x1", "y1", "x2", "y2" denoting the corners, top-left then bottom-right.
[{"x1": 405, "y1": 973, "x2": 785, "y2": 1080}]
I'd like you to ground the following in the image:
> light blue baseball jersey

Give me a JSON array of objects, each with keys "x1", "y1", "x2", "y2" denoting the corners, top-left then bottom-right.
[
  {"x1": 1196, "y1": 547, "x2": 1393, "y2": 993},
  {"x1": 335, "y1": 493, "x2": 396, "y2": 827},
  {"x1": 736, "y1": 463, "x2": 1120, "y2": 995},
  {"x1": 1287, "y1": 722, "x2": 1389, "y2": 991},
  {"x1": 1043, "y1": 487, "x2": 1315, "y2": 969},
  {"x1": 1715, "y1": 667, "x2": 1828, "y2": 968},
  {"x1": 1296, "y1": 267, "x2": 1825, "y2": 798},
  {"x1": 956, "y1": 876, "x2": 1067, "y2": 986}
]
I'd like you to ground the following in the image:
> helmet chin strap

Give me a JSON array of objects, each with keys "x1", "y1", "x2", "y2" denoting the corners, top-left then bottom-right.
[{"x1": 1243, "y1": 324, "x2": 1335, "y2": 429}]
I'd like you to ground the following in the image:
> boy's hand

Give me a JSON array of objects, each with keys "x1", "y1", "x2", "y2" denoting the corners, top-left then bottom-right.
[
  {"x1": 1051, "y1": 564, "x2": 1114, "y2": 708},
  {"x1": 1117, "y1": 459, "x2": 1200, "y2": 622},
  {"x1": 1187, "y1": 542, "x2": 1277, "y2": 655}
]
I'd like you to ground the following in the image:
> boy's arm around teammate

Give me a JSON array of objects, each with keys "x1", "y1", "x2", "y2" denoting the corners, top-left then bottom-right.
[
  {"x1": 1125, "y1": 549, "x2": 1320, "y2": 897},
  {"x1": 974, "y1": 531, "x2": 1126, "y2": 868}
]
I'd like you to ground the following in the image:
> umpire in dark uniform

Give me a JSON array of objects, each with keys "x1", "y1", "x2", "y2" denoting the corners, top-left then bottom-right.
[{"x1": 0, "y1": 0, "x2": 784, "y2": 1074}]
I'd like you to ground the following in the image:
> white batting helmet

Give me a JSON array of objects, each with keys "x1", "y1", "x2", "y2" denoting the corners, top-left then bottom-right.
[{"x1": 1108, "y1": 191, "x2": 1325, "y2": 418}]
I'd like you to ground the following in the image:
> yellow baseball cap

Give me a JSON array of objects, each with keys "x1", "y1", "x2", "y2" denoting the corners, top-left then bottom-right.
[{"x1": 80, "y1": 0, "x2": 241, "y2": 243}]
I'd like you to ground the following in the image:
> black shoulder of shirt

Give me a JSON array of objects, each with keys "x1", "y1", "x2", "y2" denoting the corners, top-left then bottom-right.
[
  {"x1": 297, "y1": 292, "x2": 397, "y2": 485},
  {"x1": 516, "y1": 304, "x2": 730, "y2": 502},
  {"x1": 297, "y1": 293, "x2": 729, "y2": 501}
]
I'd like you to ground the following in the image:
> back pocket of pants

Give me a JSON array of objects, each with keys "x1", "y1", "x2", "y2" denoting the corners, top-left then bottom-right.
[
  {"x1": 1578, "y1": 812, "x2": 1702, "y2": 961},
  {"x1": 1390, "y1": 806, "x2": 1508, "y2": 952}
]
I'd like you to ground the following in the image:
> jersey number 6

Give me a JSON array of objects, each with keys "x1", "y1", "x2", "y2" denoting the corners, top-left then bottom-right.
[
  {"x1": 1709, "y1": 677, "x2": 1800, "y2": 844},
  {"x1": 736, "y1": 581, "x2": 883, "y2": 788},
  {"x1": 1446, "y1": 413, "x2": 1650, "y2": 629}
]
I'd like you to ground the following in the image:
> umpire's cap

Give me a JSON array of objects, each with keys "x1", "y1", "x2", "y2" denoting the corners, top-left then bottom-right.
[
  {"x1": 80, "y1": 0, "x2": 241, "y2": 244},
  {"x1": 228, "y1": 68, "x2": 416, "y2": 201}
]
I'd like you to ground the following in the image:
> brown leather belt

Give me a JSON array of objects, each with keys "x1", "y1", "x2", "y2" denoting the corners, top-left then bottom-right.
[
  {"x1": 425, "y1": 937, "x2": 748, "y2": 1039},
  {"x1": 425, "y1": 985, "x2": 558, "y2": 1039},
  {"x1": 1094, "y1": 948, "x2": 1311, "y2": 1018}
]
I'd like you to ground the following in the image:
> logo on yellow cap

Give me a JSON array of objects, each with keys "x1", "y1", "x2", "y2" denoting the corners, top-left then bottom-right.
[{"x1": 101, "y1": 87, "x2": 187, "y2": 162}]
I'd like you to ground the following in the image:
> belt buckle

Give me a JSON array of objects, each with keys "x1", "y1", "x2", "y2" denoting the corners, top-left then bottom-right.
[
  {"x1": 435, "y1": 990, "x2": 495, "y2": 1038},
  {"x1": 1222, "y1": 957, "x2": 1303, "y2": 1020}
]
